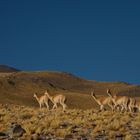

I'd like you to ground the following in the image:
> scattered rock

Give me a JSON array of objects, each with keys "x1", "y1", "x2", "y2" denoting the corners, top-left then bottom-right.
[
  {"x1": 36, "y1": 134, "x2": 46, "y2": 140},
  {"x1": 59, "y1": 122, "x2": 69, "y2": 129},
  {"x1": 0, "y1": 122, "x2": 26, "y2": 139},
  {"x1": 115, "y1": 134, "x2": 124, "y2": 140},
  {"x1": 78, "y1": 134, "x2": 88, "y2": 140},
  {"x1": 65, "y1": 134, "x2": 73, "y2": 139},
  {"x1": 0, "y1": 132, "x2": 6, "y2": 136}
]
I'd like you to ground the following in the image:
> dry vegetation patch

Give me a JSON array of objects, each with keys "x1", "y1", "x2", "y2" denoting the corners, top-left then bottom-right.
[{"x1": 0, "y1": 104, "x2": 140, "y2": 139}]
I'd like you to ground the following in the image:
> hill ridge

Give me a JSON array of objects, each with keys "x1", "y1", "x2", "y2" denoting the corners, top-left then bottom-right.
[{"x1": 0, "y1": 65, "x2": 20, "y2": 72}]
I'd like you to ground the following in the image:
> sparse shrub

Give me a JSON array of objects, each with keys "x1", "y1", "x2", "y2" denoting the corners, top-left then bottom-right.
[
  {"x1": 131, "y1": 120, "x2": 140, "y2": 128},
  {"x1": 107, "y1": 119, "x2": 121, "y2": 131},
  {"x1": 92, "y1": 124, "x2": 103, "y2": 134},
  {"x1": 125, "y1": 134, "x2": 133, "y2": 140},
  {"x1": 35, "y1": 126, "x2": 46, "y2": 134},
  {"x1": 7, "y1": 80, "x2": 15, "y2": 86},
  {"x1": 108, "y1": 130, "x2": 116, "y2": 139},
  {"x1": 23, "y1": 122, "x2": 36, "y2": 135},
  {"x1": 55, "y1": 129, "x2": 67, "y2": 137},
  {"x1": 50, "y1": 119, "x2": 60, "y2": 129},
  {"x1": 1, "y1": 104, "x2": 140, "y2": 139},
  {"x1": 19, "y1": 113, "x2": 33, "y2": 120}
]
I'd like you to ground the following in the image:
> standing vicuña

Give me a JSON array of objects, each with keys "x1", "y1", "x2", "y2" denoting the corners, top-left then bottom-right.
[
  {"x1": 128, "y1": 97, "x2": 137, "y2": 112},
  {"x1": 107, "y1": 89, "x2": 129, "y2": 112},
  {"x1": 136, "y1": 101, "x2": 140, "y2": 112},
  {"x1": 33, "y1": 93, "x2": 49, "y2": 110},
  {"x1": 91, "y1": 90, "x2": 114, "y2": 111},
  {"x1": 44, "y1": 90, "x2": 67, "y2": 111}
]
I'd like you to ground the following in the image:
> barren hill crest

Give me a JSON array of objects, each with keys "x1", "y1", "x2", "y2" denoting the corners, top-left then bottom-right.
[
  {"x1": 0, "y1": 65, "x2": 20, "y2": 72},
  {"x1": 0, "y1": 65, "x2": 139, "y2": 108}
]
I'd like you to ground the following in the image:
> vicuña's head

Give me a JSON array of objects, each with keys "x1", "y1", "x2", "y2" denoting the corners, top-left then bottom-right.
[
  {"x1": 91, "y1": 90, "x2": 95, "y2": 96},
  {"x1": 107, "y1": 89, "x2": 114, "y2": 98},
  {"x1": 44, "y1": 90, "x2": 49, "y2": 96},
  {"x1": 107, "y1": 89, "x2": 111, "y2": 94},
  {"x1": 33, "y1": 93, "x2": 37, "y2": 98}
]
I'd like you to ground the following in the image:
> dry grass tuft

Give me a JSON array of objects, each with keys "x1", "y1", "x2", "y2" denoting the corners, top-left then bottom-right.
[{"x1": 0, "y1": 104, "x2": 140, "y2": 139}]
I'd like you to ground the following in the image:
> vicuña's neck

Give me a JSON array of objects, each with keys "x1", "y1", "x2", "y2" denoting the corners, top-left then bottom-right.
[
  {"x1": 47, "y1": 94, "x2": 53, "y2": 102},
  {"x1": 92, "y1": 95, "x2": 101, "y2": 105},
  {"x1": 46, "y1": 93, "x2": 51, "y2": 99},
  {"x1": 92, "y1": 93, "x2": 97, "y2": 100},
  {"x1": 35, "y1": 95, "x2": 39, "y2": 102},
  {"x1": 93, "y1": 96, "x2": 99, "y2": 103}
]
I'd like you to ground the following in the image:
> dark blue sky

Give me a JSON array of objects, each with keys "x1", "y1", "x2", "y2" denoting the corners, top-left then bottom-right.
[{"x1": 0, "y1": 0, "x2": 140, "y2": 84}]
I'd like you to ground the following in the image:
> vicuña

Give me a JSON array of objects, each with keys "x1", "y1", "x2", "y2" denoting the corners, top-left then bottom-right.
[{"x1": 44, "y1": 90, "x2": 67, "y2": 111}]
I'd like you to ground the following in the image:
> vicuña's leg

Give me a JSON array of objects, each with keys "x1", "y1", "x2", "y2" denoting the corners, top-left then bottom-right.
[
  {"x1": 52, "y1": 104, "x2": 57, "y2": 110},
  {"x1": 39, "y1": 103, "x2": 42, "y2": 108},
  {"x1": 114, "y1": 104, "x2": 119, "y2": 112},
  {"x1": 128, "y1": 104, "x2": 132, "y2": 112},
  {"x1": 120, "y1": 105, "x2": 124, "y2": 112},
  {"x1": 124, "y1": 104, "x2": 128, "y2": 112},
  {"x1": 45, "y1": 102, "x2": 49, "y2": 110},
  {"x1": 63, "y1": 104, "x2": 67, "y2": 111},
  {"x1": 100, "y1": 105, "x2": 104, "y2": 111},
  {"x1": 108, "y1": 103, "x2": 113, "y2": 112},
  {"x1": 60, "y1": 101, "x2": 67, "y2": 111}
]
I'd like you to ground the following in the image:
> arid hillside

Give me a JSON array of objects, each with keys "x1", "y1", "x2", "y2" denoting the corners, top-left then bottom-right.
[
  {"x1": 0, "y1": 66, "x2": 140, "y2": 109},
  {"x1": 0, "y1": 65, "x2": 20, "y2": 73}
]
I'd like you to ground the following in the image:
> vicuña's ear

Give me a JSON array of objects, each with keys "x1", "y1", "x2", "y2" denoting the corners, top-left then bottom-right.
[
  {"x1": 91, "y1": 89, "x2": 93, "y2": 93},
  {"x1": 46, "y1": 89, "x2": 49, "y2": 93},
  {"x1": 91, "y1": 90, "x2": 95, "y2": 96},
  {"x1": 107, "y1": 89, "x2": 113, "y2": 98},
  {"x1": 107, "y1": 89, "x2": 110, "y2": 93}
]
